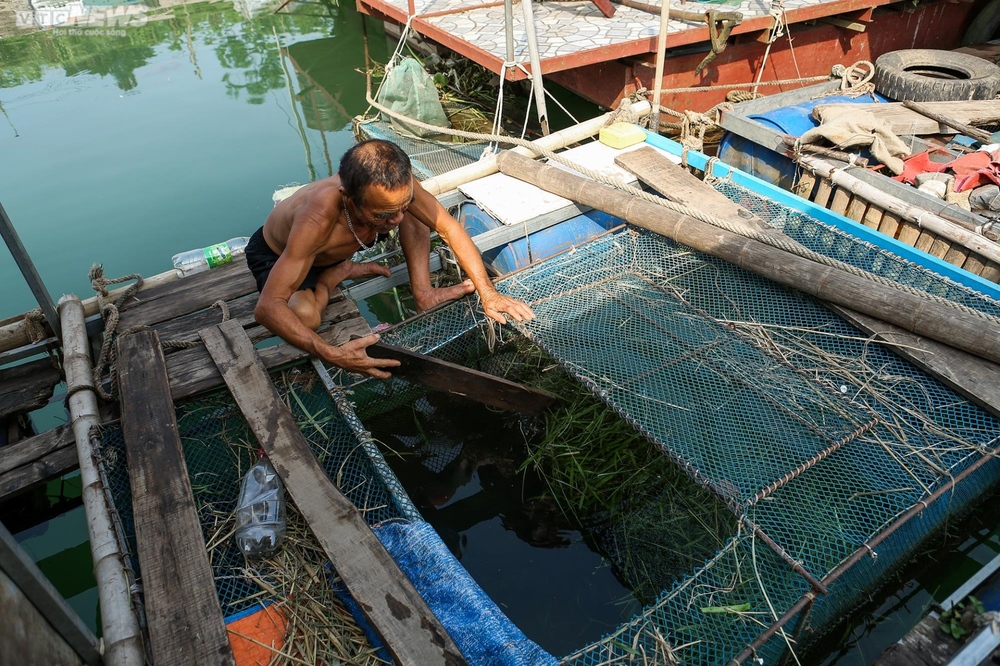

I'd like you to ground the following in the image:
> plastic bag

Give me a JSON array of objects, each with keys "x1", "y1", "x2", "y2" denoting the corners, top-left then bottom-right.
[{"x1": 377, "y1": 57, "x2": 450, "y2": 139}]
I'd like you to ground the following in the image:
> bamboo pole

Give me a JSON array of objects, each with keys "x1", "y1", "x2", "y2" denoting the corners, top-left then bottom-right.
[
  {"x1": 496, "y1": 151, "x2": 1000, "y2": 365},
  {"x1": 799, "y1": 153, "x2": 1000, "y2": 265},
  {"x1": 58, "y1": 295, "x2": 145, "y2": 666},
  {"x1": 421, "y1": 101, "x2": 651, "y2": 195}
]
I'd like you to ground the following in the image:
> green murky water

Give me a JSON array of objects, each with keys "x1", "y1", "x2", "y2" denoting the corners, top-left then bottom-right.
[{"x1": 1, "y1": 0, "x2": 999, "y2": 659}]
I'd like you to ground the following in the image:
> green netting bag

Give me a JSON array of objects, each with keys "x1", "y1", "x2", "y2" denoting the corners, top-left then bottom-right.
[{"x1": 377, "y1": 57, "x2": 451, "y2": 139}]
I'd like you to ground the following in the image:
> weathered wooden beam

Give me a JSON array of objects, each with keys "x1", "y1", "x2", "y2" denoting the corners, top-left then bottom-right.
[
  {"x1": 0, "y1": 357, "x2": 61, "y2": 420},
  {"x1": 812, "y1": 100, "x2": 1000, "y2": 136},
  {"x1": 117, "y1": 330, "x2": 235, "y2": 666},
  {"x1": 116, "y1": 260, "x2": 256, "y2": 331},
  {"x1": 497, "y1": 150, "x2": 1000, "y2": 366},
  {"x1": 200, "y1": 320, "x2": 466, "y2": 666},
  {"x1": 167, "y1": 297, "x2": 368, "y2": 400},
  {"x1": 903, "y1": 100, "x2": 994, "y2": 143},
  {"x1": 368, "y1": 342, "x2": 559, "y2": 415},
  {"x1": 0, "y1": 425, "x2": 77, "y2": 502},
  {"x1": 614, "y1": 147, "x2": 772, "y2": 235},
  {"x1": 0, "y1": 521, "x2": 100, "y2": 666}
]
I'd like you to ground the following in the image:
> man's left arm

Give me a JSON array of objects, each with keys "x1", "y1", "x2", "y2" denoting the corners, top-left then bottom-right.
[{"x1": 410, "y1": 180, "x2": 535, "y2": 323}]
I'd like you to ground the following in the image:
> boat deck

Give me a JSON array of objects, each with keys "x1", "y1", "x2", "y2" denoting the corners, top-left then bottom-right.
[{"x1": 357, "y1": 0, "x2": 978, "y2": 109}]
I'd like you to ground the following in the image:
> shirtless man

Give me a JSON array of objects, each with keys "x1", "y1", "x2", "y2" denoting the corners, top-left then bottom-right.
[{"x1": 248, "y1": 139, "x2": 535, "y2": 379}]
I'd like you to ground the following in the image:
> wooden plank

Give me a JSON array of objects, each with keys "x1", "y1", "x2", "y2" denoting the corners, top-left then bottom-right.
[
  {"x1": 830, "y1": 188, "x2": 851, "y2": 216},
  {"x1": 897, "y1": 614, "x2": 962, "y2": 666},
  {"x1": 903, "y1": 100, "x2": 995, "y2": 144},
  {"x1": 861, "y1": 205, "x2": 884, "y2": 231},
  {"x1": 0, "y1": 569, "x2": 84, "y2": 666},
  {"x1": 0, "y1": 358, "x2": 61, "y2": 420},
  {"x1": 845, "y1": 196, "x2": 868, "y2": 223},
  {"x1": 0, "y1": 444, "x2": 78, "y2": 502},
  {"x1": 0, "y1": 424, "x2": 73, "y2": 477},
  {"x1": 874, "y1": 642, "x2": 938, "y2": 666},
  {"x1": 152, "y1": 294, "x2": 259, "y2": 348},
  {"x1": 117, "y1": 331, "x2": 234, "y2": 666},
  {"x1": 982, "y1": 260, "x2": 1000, "y2": 283},
  {"x1": 152, "y1": 287, "x2": 346, "y2": 353},
  {"x1": 928, "y1": 236, "x2": 954, "y2": 260},
  {"x1": 613, "y1": 147, "x2": 773, "y2": 234},
  {"x1": 878, "y1": 211, "x2": 902, "y2": 239},
  {"x1": 813, "y1": 100, "x2": 1000, "y2": 136},
  {"x1": 117, "y1": 260, "x2": 256, "y2": 330},
  {"x1": 942, "y1": 243, "x2": 970, "y2": 268},
  {"x1": 0, "y1": 522, "x2": 100, "y2": 665},
  {"x1": 368, "y1": 342, "x2": 559, "y2": 416},
  {"x1": 896, "y1": 219, "x2": 923, "y2": 246},
  {"x1": 828, "y1": 305, "x2": 1000, "y2": 420},
  {"x1": 961, "y1": 253, "x2": 989, "y2": 277},
  {"x1": 914, "y1": 229, "x2": 937, "y2": 254},
  {"x1": 168, "y1": 298, "x2": 367, "y2": 400},
  {"x1": 813, "y1": 178, "x2": 834, "y2": 208},
  {"x1": 200, "y1": 320, "x2": 466, "y2": 666}
]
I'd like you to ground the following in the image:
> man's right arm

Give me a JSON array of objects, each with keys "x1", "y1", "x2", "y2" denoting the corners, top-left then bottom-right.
[{"x1": 253, "y1": 218, "x2": 399, "y2": 378}]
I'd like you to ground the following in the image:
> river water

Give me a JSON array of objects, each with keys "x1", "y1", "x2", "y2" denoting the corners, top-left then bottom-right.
[{"x1": 1, "y1": 0, "x2": 998, "y2": 661}]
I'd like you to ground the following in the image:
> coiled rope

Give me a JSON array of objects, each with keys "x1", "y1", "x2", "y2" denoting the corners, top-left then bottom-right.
[{"x1": 89, "y1": 265, "x2": 231, "y2": 399}]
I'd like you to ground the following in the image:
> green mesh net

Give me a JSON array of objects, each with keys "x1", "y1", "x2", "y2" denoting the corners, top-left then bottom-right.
[
  {"x1": 97, "y1": 172, "x2": 1000, "y2": 664},
  {"x1": 354, "y1": 117, "x2": 490, "y2": 180}
]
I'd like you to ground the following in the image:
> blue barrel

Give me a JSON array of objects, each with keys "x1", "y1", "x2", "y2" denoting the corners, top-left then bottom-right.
[
  {"x1": 718, "y1": 92, "x2": 890, "y2": 189},
  {"x1": 460, "y1": 203, "x2": 619, "y2": 275}
]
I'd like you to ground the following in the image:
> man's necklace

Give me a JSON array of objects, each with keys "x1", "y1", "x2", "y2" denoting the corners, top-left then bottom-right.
[{"x1": 344, "y1": 203, "x2": 374, "y2": 251}]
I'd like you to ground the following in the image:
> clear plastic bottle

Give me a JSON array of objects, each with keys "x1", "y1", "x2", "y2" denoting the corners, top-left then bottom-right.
[
  {"x1": 171, "y1": 237, "x2": 250, "y2": 278},
  {"x1": 235, "y1": 457, "x2": 286, "y2": 559}
]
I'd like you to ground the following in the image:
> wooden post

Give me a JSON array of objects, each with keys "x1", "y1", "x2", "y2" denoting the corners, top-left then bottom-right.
[
  {"x1": 200, "y1": 320, "x2": 467, "y2": 666},
  {"x1": 117, "y1": 330, "x2": 235, "y2": 666},
  {"x1": 58, "y1": 294, "x2": 145, "y2": 666},
  {"x1": 650, "y1": 0, "x2": 670, "y2": 132},
  {"x1": 0, "y1": 201, "x2": 59, "y2": 337},
  {"x1": 0, "y1": 520, "x2": 101, "y2": 666},
  {"x1": 495, "y1": 150, "x2": 1000, "y2": 366}
]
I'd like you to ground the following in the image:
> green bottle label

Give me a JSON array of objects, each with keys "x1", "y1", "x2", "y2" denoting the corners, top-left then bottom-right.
[{"x1": 203, "y1": 242, "x2": 233, "y2": 268}]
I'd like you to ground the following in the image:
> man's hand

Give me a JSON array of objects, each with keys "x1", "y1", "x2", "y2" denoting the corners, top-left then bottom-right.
[
  {"x1": 481, "y1": 290, "x2": 535, "y2": 324},
  {"x1": 323, "y1": 334, "x2": 400, "y2": 379}
]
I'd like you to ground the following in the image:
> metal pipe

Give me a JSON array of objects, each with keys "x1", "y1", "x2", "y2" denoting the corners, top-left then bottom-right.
[
  {"x1": 0, "y1": 201, "x2": 59, "y2": 337},
  {"x1": 504, "y1": 0, "x2": 515, "y2": 64},
  {"x1": 650, "y1": 0, "x2": 670, "y2": 132},
  {"x1": 59, "y1": 294, "x2": 145, "y2": 666},
  {"x1": 520, "y1": 0, "x2": 550, "y2": 135}
]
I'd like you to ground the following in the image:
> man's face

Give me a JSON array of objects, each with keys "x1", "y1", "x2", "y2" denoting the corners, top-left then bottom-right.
[{"x1": 358, "y1": 183, "x2": 414, "y2": 233}]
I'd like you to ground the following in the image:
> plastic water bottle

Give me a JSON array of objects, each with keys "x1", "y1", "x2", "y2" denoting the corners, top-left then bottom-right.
[
  {"x1": 171, "y1": 237, "x2": 250, "y2": 278},
  {"x1": 235, "y1": 457, "x2": 286, "y2": 559}
]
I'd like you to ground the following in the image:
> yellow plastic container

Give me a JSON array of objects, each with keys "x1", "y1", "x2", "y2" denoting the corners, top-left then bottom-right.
[{"x1": 599, "y1": 122, "x2": 646, "y2": 149}]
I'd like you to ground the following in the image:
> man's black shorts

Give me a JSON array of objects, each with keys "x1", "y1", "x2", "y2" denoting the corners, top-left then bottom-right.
[{"x1": 245, "y1": 226, "x2": 341, "y2": 293}]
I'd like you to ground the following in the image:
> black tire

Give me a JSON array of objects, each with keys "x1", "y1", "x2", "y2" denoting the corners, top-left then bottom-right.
[
  {"x1": 873, "y1": 49, "x2": 1000, "y2": 101},
  {"x1": 962, "y1": 0, "x2": 1000, "y2": 46}
]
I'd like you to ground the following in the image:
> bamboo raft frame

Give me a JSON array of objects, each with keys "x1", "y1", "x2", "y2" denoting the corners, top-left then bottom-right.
[{"x1": 801, "y1": 170, "x2": 1000, "y2": 283}]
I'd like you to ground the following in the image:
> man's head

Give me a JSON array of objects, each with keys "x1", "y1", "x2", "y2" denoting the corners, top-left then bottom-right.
[{"x1": 340, "y1": 138, "x2": 412, "y2": 197}]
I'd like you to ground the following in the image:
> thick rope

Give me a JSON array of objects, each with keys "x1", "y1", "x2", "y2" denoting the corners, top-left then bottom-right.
[
  {"x1": 90, "y1": 263, "x2": 230, "y2": 400},
  {"x1": 820, "y1": 61, "x2": 876, "y2": 99},
  {"x1": 363, "y1": 70, "x2": 1000, "y2": 325}
]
